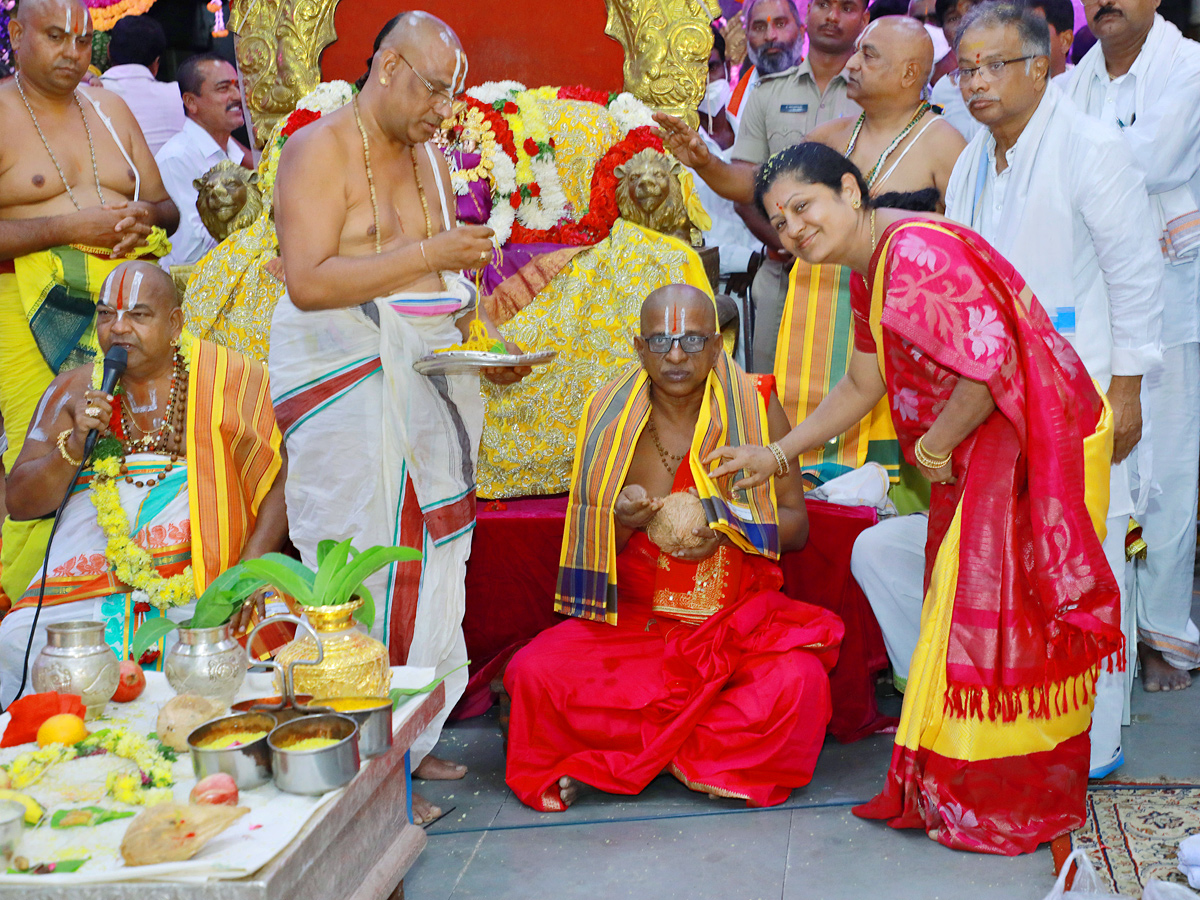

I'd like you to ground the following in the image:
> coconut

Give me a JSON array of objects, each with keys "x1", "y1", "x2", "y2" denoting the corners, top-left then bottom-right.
[
  {"x1": 645, "y1": 491, "x2": 708, "y2": 556},
  {"x1": 157, "y1": 694, "x2": 227, "y2": 752},
  {"x1": 120, "y1": 802, "x2": 249, "y2": 866}
]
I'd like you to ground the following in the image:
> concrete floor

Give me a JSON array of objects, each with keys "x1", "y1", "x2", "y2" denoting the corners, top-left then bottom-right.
[{"x1": 406, "y1": 595, "x2": 1200, "y2": 900}]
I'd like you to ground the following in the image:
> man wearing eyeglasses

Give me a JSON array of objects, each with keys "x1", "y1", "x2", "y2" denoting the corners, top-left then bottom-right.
[
  {"x1": 503, "y1": 283, "x2": 843, "y2": 812},
  {"x1": 269, "y1": 11, "x2": 528, "y2": 827},
  {"x1": 879, "y1": 0, "x2": 1160, "y2": 778},
  {"x1": 1066, "y1": 0, "x2": 1200, "y2": 696}
]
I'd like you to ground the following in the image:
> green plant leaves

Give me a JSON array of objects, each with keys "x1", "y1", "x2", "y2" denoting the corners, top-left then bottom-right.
[
  {"x1": 189, "y1": 567, "x2": 267, "y2": 629},
  {"x1": 327, "y1": 546, "x2": 420, "y2": 607},
  {"x1": 239, "y1": 553, "x2": 317, "y2": 605},
  {"x1": 130, "y1": 615, "x2": 181, "y2": 662},
  {"x1": 352, "y1": 582, "x2": 376, "y2": 630}
]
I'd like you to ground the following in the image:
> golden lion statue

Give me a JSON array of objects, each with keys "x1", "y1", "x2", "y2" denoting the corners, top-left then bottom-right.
[
  {"x1": 193, "y1": 160, "x2": 264, "y2": 243},
  {"x1": 614, "y1": 149, "x2": 703, "y2": 246}
]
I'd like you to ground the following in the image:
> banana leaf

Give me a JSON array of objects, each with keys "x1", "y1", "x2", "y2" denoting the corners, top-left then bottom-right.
[{"x1": 387, "y1": 661, "x2": 469, "y2": 710}]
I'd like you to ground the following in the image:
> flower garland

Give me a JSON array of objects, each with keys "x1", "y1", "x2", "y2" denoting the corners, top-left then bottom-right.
[
  {"x1": 89, "y1": 334, "x2": 196, "y2": 611},
  {"x1": 10, "y1": 729, "x2": 174, "y2": 806},
  {"x1": 84, "y1": 0, "x2": 158, "y2": 32},
  {"x1": 510, "y1": 126, "x2": 665, "y2": 246},
  {"x1": 501, "y1": 89, "x2": 568, "y2": 232},
  {"x1": 460, "y1": 97, "x2": 519, "y2": 244}
]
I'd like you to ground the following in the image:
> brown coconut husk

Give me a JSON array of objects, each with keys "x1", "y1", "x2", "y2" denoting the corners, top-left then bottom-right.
[
  {"x1": 156, "y1": 694, "x2": 227, "y2": 752},
  {"x1": 645, "y1": 491, "x2": 709, "y2": 556},
  {"x1": 120, "y1": 803, "x2": 249, "y2": 866}
]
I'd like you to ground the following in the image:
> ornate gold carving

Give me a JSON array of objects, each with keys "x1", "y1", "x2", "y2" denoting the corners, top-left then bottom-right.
[
  {"x1": 194, "y1": 159, "x2": 263, "y2": 242},
  {"x1": 228, "y1": 0, "x2": 340, "y2": 148},
  {"x1": 604, "y1": 0, "x2": 721, "y2": 130},
  {"x1": 274, "y1": 601, "x2": 391, "y2": 700}
]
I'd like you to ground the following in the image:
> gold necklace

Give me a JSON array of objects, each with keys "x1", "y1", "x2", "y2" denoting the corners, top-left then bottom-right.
[
  {"x1": 647, "y1": 417, "x2": 687, "y2": 474},
  {"x1": 870, "y1": 208, "x2": 877, "y2": 254},
  {"x1": 352, "y1": 98, "x2": 443, "y2": 287},
  {"x1": 15, "y1": 73, "x2": 105, "y2": 211}
]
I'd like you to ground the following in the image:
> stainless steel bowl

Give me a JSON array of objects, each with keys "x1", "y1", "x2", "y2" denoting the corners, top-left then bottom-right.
[
  {"x1": 268, "y1": 713, "x2": 360, "y2": 795},
  {"x1": 317, "y1": 698, "x2": 393, "y2": 759},
  {"x1": 187, "y1": 712, "x2": 277, "y2": 789},
  {"x1": 0, "y1": 800, "x2": 23, "y2": 865}
]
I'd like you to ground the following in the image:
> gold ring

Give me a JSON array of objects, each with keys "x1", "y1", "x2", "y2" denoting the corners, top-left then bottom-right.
[
  {"x1": 480, "y1": 250, "x2": 489, "y2": 262},
  {"x1": 85, "y1": 405, "x2": 101, "y2": 417}
]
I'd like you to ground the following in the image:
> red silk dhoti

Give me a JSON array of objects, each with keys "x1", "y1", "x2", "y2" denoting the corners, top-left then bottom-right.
[{"x1": 504, "y1": 530, "x2": 844, "y2": 811}]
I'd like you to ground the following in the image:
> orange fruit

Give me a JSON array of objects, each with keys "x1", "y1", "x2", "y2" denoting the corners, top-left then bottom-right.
[{"x1": 36, "y1": 713, "x2": 89, "y2": 748}]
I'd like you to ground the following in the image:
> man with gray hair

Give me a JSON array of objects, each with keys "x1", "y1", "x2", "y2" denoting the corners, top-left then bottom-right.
[
  {"x1": 1067, "y1": 0, "x2": 1200, "y2": 695},
  {"x1": 854, "y1": 0, "x2": 1163, "y2": 779}
]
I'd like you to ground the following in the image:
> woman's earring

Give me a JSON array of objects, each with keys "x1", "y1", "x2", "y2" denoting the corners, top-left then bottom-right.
[{"x1": 851, "y1": 198, "x2": 862, "y2": 210}]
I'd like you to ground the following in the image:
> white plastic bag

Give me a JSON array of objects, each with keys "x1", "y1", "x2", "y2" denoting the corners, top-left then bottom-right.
[
  {"x1": 1143, "y1": 880, "x2": 1200, "y2": 900},
  {"x1": 1043, "y1": 849, "x2": 1138, "y2": 900}
]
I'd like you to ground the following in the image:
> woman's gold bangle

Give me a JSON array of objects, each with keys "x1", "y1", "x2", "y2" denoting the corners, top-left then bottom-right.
[
  {"x1": 915, "y1": 435, "x2": 952, "y2": 470},
  {"x1": 767, "y1": 442, "x2": 789, "y2": 477},
  {"x1": 57, "y1": 429, "x2": 82, "y2": 466}
]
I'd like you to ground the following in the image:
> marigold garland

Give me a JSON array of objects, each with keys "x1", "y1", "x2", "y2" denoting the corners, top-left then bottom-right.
[
  {"x1": 10, "y1": 728, "x2": 175, "y2": 805},
  {"x1": 89, "y1": 333, "x2": 196, "y2": 611},
  {"x1": 85, "y1": 0, "x2": 158, "y2": 32}
]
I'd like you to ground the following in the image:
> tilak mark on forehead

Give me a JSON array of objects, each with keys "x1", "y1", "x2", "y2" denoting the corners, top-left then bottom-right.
[
  {"x1": 660, "y1": 304, "x2": 694, "y2": 334},
  {"x1": 451, "y1": 49, "x2": 469, "y2": 96}
]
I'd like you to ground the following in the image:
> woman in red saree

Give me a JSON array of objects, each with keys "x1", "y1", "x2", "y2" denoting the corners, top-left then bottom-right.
[{"x1": 709, "y1": 143, "x2": 1123, "y2": 855}]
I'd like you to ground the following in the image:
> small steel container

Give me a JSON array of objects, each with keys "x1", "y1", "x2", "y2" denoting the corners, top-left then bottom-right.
[
  {"x1": 0, "y1": 800, "x2": 24, "y2": 865},
  {"x1": 268, "y1": 713, "x2": 360, "y2": 795},
  {"x1": 31, "y1": 621, "x2": 120, "y2": 720},
  {"x1": 317, "y1": 698, "x2": 393, "y2": 759},
  {"x1": 187, "y1": 712, "x2": 277, "y2": 789},
  {"x1": 231, "y1": 695, "x2": 316, "y2": 724},
  {"x1": 164, "y1": 623, "x2": 247, "y2": 705}
]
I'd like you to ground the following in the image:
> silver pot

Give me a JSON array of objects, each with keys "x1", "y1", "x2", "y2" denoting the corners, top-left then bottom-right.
[
  {"x1": 0, "y1": 800, "x2": 23, "y2": 865},
  {"x1": 187, "y1": 712, "x2": 277, "y2": 790},
  {"x1": 31, "y1": 621, "x2": 120, "y2": 720},
  {"x1": 165, "y1": 624, "x2": 247, "y2": 705},
  {"x1": 268, "y1": 714, "x2": 360, "y2": 795}
]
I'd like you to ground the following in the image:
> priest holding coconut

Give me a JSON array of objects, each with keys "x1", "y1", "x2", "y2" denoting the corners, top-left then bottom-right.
[{"x1": 502, "y1": 284, "x2": 844, "y2": 811}]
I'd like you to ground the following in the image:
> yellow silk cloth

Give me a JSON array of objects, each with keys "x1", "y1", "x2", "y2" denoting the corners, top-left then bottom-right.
[
  {"x1": 181, "y1": 211, "x2": 281, "y2": 363},
  {"x1": 476, "y1": 220, "x2": 712, "y2": 499},
  {"x1": 893, "y1": 398, "x2": 1112, "y2": 765},
  {"x1": 536, "y1": 97, "x2": 625, "y2": 216},
  {"x1": 773, "y1": 261, "x2": 898, "y2": 482},
  {"x1": 0, "y1": 240, "x2": 168, "y2": 607}
]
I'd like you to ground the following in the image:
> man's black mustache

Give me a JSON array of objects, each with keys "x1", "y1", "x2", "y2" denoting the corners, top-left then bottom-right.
[{"x1": 1094, "y1": 5, "x2": 1123, "y2": 17}]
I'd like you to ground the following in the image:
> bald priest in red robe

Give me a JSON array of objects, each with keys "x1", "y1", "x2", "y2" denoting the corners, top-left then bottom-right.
[{"x1": 503, "y1": 284, "x2": 845, "y2": 811}]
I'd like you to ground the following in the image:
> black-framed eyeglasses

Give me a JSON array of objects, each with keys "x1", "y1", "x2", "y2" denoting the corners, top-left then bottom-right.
[
  {"x1": 641, "y1": 332, "x2": 718, "y2": 354},
  {"x1": 950, "y1": 56, "x2": 1037, "y2": 85},
  {"x1": 396, "y1": 51, "x2": 456, "y2": 108}
]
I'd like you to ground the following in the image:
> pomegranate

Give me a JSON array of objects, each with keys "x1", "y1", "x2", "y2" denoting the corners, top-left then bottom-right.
[
  {"x1": 112, "y1": 659, "x2": 147, "y2": 703},
  {"x1": 189, "y1": 773, "x2": 239, "y2": 806}
]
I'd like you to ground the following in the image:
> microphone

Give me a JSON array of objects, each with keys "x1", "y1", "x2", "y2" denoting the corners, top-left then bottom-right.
[{"x1": 83, "y1": 345, "x2": 128, "y2": 460}]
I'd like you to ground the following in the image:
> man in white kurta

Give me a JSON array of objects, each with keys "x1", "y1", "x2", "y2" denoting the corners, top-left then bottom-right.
[
  {"x1": 1067, "y1": 5, "x2": 1200, "y2": 692},
  {"x1": 854, "y1": 2, "x2": 1163, "y2": 777}
]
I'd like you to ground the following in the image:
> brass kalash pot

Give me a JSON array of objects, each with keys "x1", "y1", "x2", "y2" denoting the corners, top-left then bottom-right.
[{"x1": 273, "y1": 598, "x2": 390, "y2": 700}]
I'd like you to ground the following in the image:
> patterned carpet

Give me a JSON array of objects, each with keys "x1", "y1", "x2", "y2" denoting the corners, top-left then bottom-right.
[{"x1": 1071, "y1": 786, "x2": 1200, "y2": 895}]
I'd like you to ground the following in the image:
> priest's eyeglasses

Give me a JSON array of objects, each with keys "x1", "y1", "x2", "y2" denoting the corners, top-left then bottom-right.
[
  {"x1": 950, "y1": 56, "x2": 1036, "y2": 85},
  {"x1": 396, "y1": 52, "x2": 456, "y2": 108},
  {"x1": 641, "y1": 332, "x2": 718, "y2": 354}
]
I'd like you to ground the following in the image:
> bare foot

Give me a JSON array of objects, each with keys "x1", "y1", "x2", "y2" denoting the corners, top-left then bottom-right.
[
  {"x1": 412, "y1": 792, "x2": 443, "y2": 826},
  {"x1": 558, "y1": 775, "x2": 579, "y2": 808},
  {"x1": 414, "y1": 754, "x2": 468, "y2": 780},
  {"x1": 1139, "y1": 642, "x2": 1193, "y2": 692}
]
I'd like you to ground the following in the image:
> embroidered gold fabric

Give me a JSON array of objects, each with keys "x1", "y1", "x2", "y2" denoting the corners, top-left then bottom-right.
[
  {"x1": 536, "y1": 100, "x2": 624, "y2": 215},
  {"x1": 476, "y1": 220, "x2": 711, "y2": 498},
  {"x1": 650, "y1": 544, "x2": 732, "y2": 624}
]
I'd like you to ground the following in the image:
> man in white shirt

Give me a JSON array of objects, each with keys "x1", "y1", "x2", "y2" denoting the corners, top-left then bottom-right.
[
  {"x1": 1067, "y1": 0, "x2": 1200, "y2": 693},
  {"x1": 155, "y1": 53, "x2": 250, "y2": 268},
  {"x1": 100, "y1": 15, "x2": 183, "y2": 154},
  {"x1": 854, "y1": 1, "x2": 1163, "y2": 777}
]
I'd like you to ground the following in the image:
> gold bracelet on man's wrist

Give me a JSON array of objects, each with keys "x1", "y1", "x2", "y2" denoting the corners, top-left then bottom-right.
[
  {"x1": 57, "y1": 429, "x2": 82, "y2": 466},
  {"x1": 914, "y1": 435, "x2": 952, "y2": 470}
]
